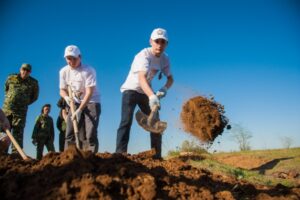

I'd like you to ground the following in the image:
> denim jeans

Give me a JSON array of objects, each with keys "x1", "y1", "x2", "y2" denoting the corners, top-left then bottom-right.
[{"x1": 116, "y1": 90, "x2": 162, "y2": 158}]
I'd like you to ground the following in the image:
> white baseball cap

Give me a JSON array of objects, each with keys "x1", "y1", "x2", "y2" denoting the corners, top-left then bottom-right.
[
  {"x1": 150, "y1": 28, "x2": 168, "y2": 42},
  {"x1": 64, "y1": 45, "x2": 81, "y2": 57}
]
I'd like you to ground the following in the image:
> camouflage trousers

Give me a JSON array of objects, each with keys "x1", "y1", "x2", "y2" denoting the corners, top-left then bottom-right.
[
  {"x1": 5, "y1": 112, "x2": 26, "y2": 154},
  {"x1": 36, "y1": 136, "x2": 55, "y2": 160}
]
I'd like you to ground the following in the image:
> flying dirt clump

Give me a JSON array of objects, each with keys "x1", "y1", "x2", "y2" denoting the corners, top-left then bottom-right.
[{"x1": 180, "y1": 96, "x2": 229, "y2": 143}]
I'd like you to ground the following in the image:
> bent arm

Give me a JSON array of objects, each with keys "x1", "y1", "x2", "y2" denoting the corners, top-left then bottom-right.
[
  {"x1": 78, "y1": 86, "x2": 94, "y2": 110},
  {"x1": 138, "y1": 71, "x2": 154, "y2": 97},
  {"x1": 32, "y1": 117, "x2": 40, "y2": 139},
  {"x1": 164, "y1": 75, "x2": 174, "y2": 90},
  {"x1": 60, "y1": 88, "x2": 69, "y2": 99},
  {"x1": 30, "y1": 81, "x2": 39, "y2": 105}
]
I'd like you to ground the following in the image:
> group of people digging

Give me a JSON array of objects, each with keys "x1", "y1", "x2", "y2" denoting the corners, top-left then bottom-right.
[{"x1": 0, "y1": 28, "x2": 173, "y2": 159}]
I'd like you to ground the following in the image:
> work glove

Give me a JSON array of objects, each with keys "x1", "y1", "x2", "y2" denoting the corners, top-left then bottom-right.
[
  {"x1": 63, "y1": 96, "x2": 72, "y2": 106},
  {"x1": 149, "y1": 94, "x2": 160, "y2": 110},
  {"x1": 156, "y1": 86, "x2": 168, "y2": 99},
  {"x1": 71, "y1": 108, "x2": 82, "y2": 123}
]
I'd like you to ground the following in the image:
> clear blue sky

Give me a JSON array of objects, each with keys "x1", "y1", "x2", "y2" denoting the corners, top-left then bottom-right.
[{"x1": 1, "y1": 0, "x2": 300, "y2": 157}]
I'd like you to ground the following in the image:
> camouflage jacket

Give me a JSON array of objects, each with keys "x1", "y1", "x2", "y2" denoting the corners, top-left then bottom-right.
[
  {"x1": 3, "y1": 73, "x2": 39, "y2": 114},
  {"x1": 32, "y1": 114, "x2": 54, "y2": 140}
]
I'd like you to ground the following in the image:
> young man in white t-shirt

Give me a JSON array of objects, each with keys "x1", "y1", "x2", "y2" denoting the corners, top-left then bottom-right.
[
  {"x1": 59, "y1": 45, "x2": 101, "y2": 153},
  {"x1": 116, "y1": 28, "x2": 174, "y2": 158}
]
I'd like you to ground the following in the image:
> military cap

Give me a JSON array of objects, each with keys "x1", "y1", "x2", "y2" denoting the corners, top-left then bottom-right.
[{"x1": 21, "y1": 63, "x2": 32, "y2": 71}]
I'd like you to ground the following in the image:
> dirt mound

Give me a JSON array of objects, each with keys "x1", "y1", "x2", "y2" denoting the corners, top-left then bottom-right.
[
  {"x1": 0, "y1": 146, "x2": 299, "y2": 200},
  {"x1": 181, "y1": 96, "x2": 229, "y2": 143}
]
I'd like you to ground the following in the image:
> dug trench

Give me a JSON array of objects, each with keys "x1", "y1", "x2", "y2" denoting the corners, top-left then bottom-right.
[{"x1": 0, "y1": 146, "x2": 299, "y2": 200}]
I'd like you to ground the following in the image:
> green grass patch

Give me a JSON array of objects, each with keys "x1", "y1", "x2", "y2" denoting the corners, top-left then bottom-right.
[{"x1": 189, "y1": 149, "x2": 299, "y2": 187}]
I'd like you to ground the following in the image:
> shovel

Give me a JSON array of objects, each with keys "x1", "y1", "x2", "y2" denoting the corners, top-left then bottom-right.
[
  {"x1": 5, "y1": 129, "x2": 29, "y2": 160},
  {"x1": 68, "y1": 86, "x2": 81, "y2": 149},
  {"x1": 135, "y1": 104, "x2": 167, "y2": 134}
]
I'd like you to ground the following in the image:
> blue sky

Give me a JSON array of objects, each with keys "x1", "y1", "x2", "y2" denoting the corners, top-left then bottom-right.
[{"x1": 1, "y1": 0, "x2": 300, "y2": 157}]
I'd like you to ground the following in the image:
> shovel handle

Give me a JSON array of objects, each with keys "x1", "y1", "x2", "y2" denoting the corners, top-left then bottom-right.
[
  {"x1": 68, "y1": 86, "x2": 80, "y2": 149},
  {"x1": 5, "y1": 129, "x2": 29, "y2": 160},
  {"x1": 148, "y1": 104, "x2": 159, "y2": 125}
]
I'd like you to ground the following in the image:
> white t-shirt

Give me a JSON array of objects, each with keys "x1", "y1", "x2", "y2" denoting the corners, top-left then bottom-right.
[
  {"x1": 59, "y1": 64, "x2": 100, "y2": 103},
  {"x1": 121, "y1": 47, "x2": 172, "y2": 93}
]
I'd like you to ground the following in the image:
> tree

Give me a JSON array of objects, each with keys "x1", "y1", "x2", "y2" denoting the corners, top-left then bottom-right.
[
  {"x1": 281, "y1": 136, "x2": 293, "y2": 149},
  {"x1": 167, "y1": 139, "x2": 207, "y2": 156},
  {"x1": 230, "y1": 124, "x2": 252, "y2": 151}
]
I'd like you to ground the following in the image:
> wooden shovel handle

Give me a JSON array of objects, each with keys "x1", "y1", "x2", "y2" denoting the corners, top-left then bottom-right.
[
  {"x1": 147, "y1": 104, "x2": 159, "y2": 126},
  {"x1": 68, "y1": 86, "x2": 80, "y2": 149},
  {"x1": 5, "y1": 129, "x2": 28, "y2": 160}
]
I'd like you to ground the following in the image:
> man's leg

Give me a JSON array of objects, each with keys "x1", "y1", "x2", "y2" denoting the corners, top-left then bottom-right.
[
  {"x1": 59, "y1": 131, "x2": 65, "y2": 152},
  {"x1": 150, "y1": 132, "x2": 162, "y2": 158},
  {"x1": 36, "y1": 139, "x2": 45, "y2": 160},
  {"x1": 84, "y1": 103, "x2": 101, "y2": 153},
  {"x1": 138, "y1": 94, "x2": 162, "y2": 158},
  {"x1": 11, "y1": 113, "x2": 26, "y2": 154},
  {"x1": 45, "y1": 137, "x2": 55, "y2": 153},
  {"x1": 116, "y1": 91, "x2": 137, "y2": 153}
]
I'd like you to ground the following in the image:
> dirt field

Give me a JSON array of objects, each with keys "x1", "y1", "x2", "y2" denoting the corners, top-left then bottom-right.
[
  {"x1": 213, "y1": 148, "x2": 300, "y2": 185},
  {"x1": 1, "y1": 96, "x2": 299, "y2": 199},
  {"x1": 0, "y1": 146, "x2": 299, "y2": 200}
]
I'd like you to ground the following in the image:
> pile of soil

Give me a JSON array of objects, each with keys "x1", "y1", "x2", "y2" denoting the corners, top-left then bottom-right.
[
  {"x1": 1, "y1": 146, "x2": 299, "y2": 200},
  {"x1": 181, "y1": 96, "x2": 229, "y2": 143}
]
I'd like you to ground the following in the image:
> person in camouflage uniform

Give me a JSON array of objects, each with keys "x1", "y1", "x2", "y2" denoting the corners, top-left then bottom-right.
[
  {"x1": 32, "y1": 104, "x2": 55, "y2": 160},
  {"x1": 56, "y1": 97, "x2": 68, "y2": 152},
  {"x1": 2, "y1": 63, "x2": 39, "y2": 153}
]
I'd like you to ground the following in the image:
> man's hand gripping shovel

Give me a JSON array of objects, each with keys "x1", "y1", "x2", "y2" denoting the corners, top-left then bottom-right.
[
  {"x1": 135, "y1": 94, "x2": 167, "y2": 134},
  {"x1": 68, "y1": 86, "x2": 81, "y2": 149}
]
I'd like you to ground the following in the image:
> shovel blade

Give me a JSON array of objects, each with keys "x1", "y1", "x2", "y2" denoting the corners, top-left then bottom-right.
[{"x1": 135, "y1": 110, "x2": 167, "y2": 134}]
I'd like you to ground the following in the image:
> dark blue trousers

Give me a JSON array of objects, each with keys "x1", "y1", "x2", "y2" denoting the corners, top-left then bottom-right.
[{"x1": 116, "y1": 90, "x2": 162, "y2": 158}]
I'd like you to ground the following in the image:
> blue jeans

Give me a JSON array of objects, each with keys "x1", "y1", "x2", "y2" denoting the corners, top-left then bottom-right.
[{"x1": 116, "y1": 90, "x2": 162, "y2": 158}]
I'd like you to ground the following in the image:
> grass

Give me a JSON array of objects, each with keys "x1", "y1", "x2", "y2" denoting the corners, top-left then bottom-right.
[
  {"x1": 187, "y1": 148, "x2": 300, "y2": 187},
  {"x1": 214, "y1": 148, "x2": 300, "y2": 175}
]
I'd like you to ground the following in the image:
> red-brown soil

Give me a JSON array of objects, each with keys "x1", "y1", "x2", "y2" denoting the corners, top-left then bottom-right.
[
  {"x1": 215, "y1": 155, "x2": 271, "y2": 170},
  {"x1": 181, "y1": 96, "x2": 229, "y2": 142},
  {"x1": 0, "y1": 146, "x2": 299, "y2": 200}
]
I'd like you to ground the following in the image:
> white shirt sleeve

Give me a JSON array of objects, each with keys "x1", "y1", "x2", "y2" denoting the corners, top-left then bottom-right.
[
  {"x1": 85, "y1": 68, "x2": 97, "y2": 88},
  {"x1": 59, "y1": 67, "x2": 68, "y2": 89},
  {"x1": 131, "y1": 50, "x2": 150, "y2": 73}
]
